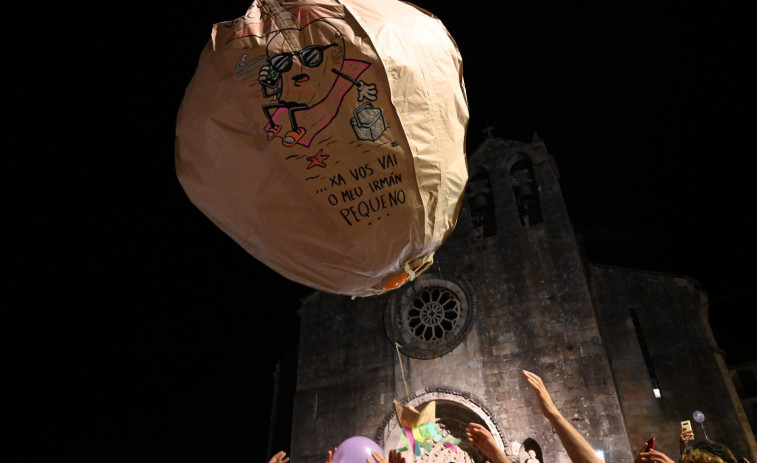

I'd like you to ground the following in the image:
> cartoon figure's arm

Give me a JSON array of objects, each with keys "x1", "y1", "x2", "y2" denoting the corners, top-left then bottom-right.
[{"x1": 331, "y1": 69, "x2": 377, "y2": 101}]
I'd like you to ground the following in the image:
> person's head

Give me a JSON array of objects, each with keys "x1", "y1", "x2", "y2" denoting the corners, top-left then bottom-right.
[
  {"x1": 265, "y1": 18, "x2": 345, "y2": 105},
  {"x1": 681, "y1": 440, "x2": 738, "y2": 463}
]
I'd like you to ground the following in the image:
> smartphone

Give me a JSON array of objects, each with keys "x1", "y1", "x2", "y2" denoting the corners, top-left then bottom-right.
[
  {"x1": 681, "y1": 420, "x2": 694, "y2": 440},
  {"x1": 644, "y1": 437, "x2": 656, "y2": 451}
]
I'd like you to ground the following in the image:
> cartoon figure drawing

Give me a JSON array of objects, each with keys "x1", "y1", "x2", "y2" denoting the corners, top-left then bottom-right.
[{"x1": 247, "y1": 7, "x2": 379, "y2": 147}]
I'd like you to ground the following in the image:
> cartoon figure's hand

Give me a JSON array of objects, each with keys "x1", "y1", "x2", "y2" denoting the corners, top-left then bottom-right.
[
  {"x1": 258, "y1": 64, "x2": 271, "y2": 82},
  {"x1": 259, "y1": 65, "x2": 280, "y2": 88},
  {"x1": 259, "y1": 64, "x2": 272, "y2": 82},
  {"x1": 357, "y1": 81, "x2": 378, "y2": 101}
]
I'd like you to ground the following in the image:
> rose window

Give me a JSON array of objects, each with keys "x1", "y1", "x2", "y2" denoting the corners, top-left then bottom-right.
[{"x1": 385, "y1": 276, "x2": 475, "y2": 359}]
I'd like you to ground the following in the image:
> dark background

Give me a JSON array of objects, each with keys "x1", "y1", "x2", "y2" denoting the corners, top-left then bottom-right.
[{"x1": 22, "y1": 1, "x2": 755, "y2": 462}]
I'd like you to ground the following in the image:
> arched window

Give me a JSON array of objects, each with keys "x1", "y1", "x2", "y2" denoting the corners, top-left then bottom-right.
[
  {"x1": 466, "y1": 166, "x2": 497, "y2": 238},
  {"x1": 508, "y1": 155, "x2": 543, "y2": 226}
]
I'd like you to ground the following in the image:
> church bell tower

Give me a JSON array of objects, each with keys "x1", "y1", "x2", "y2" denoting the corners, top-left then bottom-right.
[{"x1": 288, "y1": 134, "x2": 640, "y2": 463}]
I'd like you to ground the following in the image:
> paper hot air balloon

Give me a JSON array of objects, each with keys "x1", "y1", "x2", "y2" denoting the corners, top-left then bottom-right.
[{"x1": 175, "y1": 0, "x2": 469, "y2": 297}]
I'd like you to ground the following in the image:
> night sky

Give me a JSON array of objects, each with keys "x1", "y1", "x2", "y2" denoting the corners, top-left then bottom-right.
[{"x1": 23, "y1": 1, "x2": 755, "y2": 462}]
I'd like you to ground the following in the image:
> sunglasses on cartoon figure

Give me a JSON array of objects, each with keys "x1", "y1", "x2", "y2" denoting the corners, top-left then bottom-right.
[{"x1": 267, "y1": 43, "x2": 338, "y2": 73}]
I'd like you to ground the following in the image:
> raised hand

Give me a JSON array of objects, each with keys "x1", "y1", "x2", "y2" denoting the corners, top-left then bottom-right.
[
  {"x1": 367, "y1": 449, "x2": 405, "y2": 463},
  {"x1": 465, "y1": 423, "x2": 512, "y2": 463},
  {"x1": 269, "y1": 451, "x2": 290, "y2": 463},
  {"x1": 522, "y1": 370, "x2": 560, "y2": 419},
  {"x1": 326, "y1": 447, "x2": 338, "y2": 463}
]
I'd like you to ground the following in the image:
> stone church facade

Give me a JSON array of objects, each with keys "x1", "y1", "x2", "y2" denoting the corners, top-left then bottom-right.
[{"x1": 286, "y1": 136, "x2": 757, "y2": 463}]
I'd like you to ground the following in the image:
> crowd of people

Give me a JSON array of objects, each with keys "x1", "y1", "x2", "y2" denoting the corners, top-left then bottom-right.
[{"x1": 267, "y1": 370, "x2": 750, "y2": 463}]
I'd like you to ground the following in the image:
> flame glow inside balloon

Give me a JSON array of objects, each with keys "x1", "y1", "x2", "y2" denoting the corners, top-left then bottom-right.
[
  {"x1": 332, "y1": 436, "x2": 384, "y2": 463},
  {"x1": 693, "y1": 410, "x2": 705, "y2": 423}
]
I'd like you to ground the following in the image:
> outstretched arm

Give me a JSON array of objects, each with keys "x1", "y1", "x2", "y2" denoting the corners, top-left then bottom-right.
[
  {"x1": 465, "y1": 422, "x2": 513, "y2": 463},
  {"x1": 522, "y1": 370, "x2": 603, "y2": 463}
]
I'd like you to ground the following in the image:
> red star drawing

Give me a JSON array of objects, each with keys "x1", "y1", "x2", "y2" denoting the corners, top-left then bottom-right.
[{"x1": 306, "y1": 149, "x2": 329, "y2": 168}]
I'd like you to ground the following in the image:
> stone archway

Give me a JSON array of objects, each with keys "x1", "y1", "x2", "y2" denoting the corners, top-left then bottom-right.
[{"x1": 376, "y1": 389, "x2": 509, "y2": 463}]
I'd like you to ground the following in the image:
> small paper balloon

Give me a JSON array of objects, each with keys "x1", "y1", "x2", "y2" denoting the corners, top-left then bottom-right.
[
  {"x1": 333, "y1": 436, "x2": 384, "y2": 463},
  {"x1": 693, "y1": 410, "x2": 706, "y2": 423}
]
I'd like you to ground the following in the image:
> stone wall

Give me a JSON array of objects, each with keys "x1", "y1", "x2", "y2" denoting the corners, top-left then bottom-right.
[
  {"x1": 287, "y1": 136, "x2": 755, "y2": 463},
  {"x1": 588, "y1": 264, "x2": 757, "y2": 459}
]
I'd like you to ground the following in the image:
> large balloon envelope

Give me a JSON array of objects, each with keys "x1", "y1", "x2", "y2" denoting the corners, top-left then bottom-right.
[{"x1": 175, "y1": 0, "x2": 469, "y2": 297}]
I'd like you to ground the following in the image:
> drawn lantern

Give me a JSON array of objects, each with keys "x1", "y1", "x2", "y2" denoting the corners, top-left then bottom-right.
[{"x1": 175, "y1": 0, "x2": 469, "y2": 297}]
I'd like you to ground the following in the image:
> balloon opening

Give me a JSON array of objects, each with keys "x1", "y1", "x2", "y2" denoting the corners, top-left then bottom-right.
[{"x1": 384, "y1": 272, "x2": 409, "y2": 290}]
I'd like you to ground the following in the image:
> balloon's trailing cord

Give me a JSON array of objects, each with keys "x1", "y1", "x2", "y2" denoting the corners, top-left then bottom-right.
[{"x1": 395, "y1": 342, "x2": 410, "y2": 398}]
